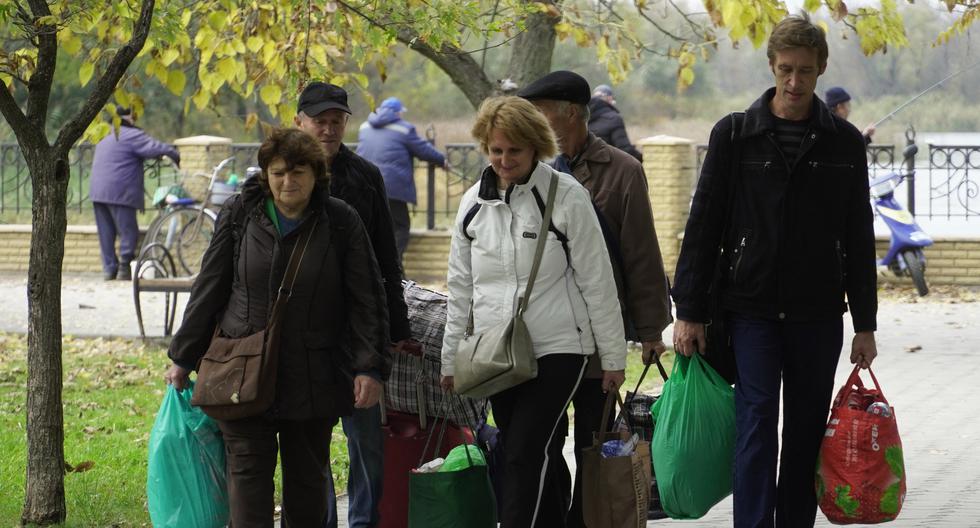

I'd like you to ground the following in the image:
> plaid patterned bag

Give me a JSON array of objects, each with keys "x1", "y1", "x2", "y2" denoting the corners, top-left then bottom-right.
[{"x1": 383, "y1": 281, "x2": 486, "y2": 427}]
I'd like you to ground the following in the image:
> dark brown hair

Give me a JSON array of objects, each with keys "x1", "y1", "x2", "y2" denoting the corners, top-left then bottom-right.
[
  {"x1": 256, "y1": 128, "x2": 329, "y2": 194},
  {"x1": 767, "y1": 13, "x2": 829, "y2": 69}
]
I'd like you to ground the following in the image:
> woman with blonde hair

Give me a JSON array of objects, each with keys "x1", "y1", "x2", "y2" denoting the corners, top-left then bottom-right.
[{"x1": 440, "y1": 96, "x2": 627, "y2": 527}]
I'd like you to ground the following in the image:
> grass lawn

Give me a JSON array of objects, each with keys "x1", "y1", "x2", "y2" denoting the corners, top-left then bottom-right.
[
  {"x1": 0, "y1": 333, "x2": 669, "y2": 526},
  {"x1": 0, "y1": 333, "x2": 350, "y2": 527}
]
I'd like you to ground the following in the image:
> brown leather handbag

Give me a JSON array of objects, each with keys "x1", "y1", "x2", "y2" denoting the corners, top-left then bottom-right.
[{"x1": 191, "y1": 218, "x2": 317, "y2": 421}]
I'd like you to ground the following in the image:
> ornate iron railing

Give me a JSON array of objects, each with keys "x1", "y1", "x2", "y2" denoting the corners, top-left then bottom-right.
[{"x1": 926, "y1": 144, "x2": 980, "y2": 219}]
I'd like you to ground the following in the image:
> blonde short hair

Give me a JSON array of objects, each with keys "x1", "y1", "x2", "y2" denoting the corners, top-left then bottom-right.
[{"x1": 471, "y1": 96, "x2": 557, "y2": 161}]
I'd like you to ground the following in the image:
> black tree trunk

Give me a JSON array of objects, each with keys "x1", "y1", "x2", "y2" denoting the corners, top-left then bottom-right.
[{"x1": 21, "y1": 149, "x2": 69, "y2": 525}]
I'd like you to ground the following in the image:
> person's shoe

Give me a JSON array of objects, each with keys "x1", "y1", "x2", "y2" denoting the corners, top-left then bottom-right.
[
  {"x1": 103, "y1": 272, "x2": 117, "y2": 281},
  {"x1": 116, "y1": 265, "x2": 132, "y2": 281}
]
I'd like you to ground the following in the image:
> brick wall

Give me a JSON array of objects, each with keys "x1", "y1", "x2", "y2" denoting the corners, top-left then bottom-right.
[
  {"x1": 875, "y1": 237, "x2": 980, "y2": 286},
  {"x1": 0, "y1": 225, "x2": 145, "y2": 273},
  {"x1": 402, "y1": 230, "x2": 451, "y2": 285}
]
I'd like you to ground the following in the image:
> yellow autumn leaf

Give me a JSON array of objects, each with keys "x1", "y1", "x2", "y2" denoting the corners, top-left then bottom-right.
[
  {"x1": 247, "y1": 36, "x2": 263, "y2": 53},
  {"x1": 216, "y1": 57, "x2": 236, "y2": 81},
  {"x1": 166, "y1": 70, "x2": 186, "y2": 95},
  {"x1": 310, "y1": 45, "x2": 328, "y2": 67},
  {"x1": 79, "y1": 62, "x2": 94, "y2": 86},
  {"x1": 192, "y1": 90, "x2": 210, "y2": 111},
  {"x1": 61, "y1": 34, "x2": 82, "y2": 55},
  {"x1": 245, "y1": 112, "x2": 258, "y2": 132},
  {"x1": 260, "y1": 84, "x2": 282, "y2": 108},
  {"x1": 160, "y1": 48, "x2": 180, "y2": 67},
  {"x1": 209, "y1": 12, "x2": 228, "y2": 31}
]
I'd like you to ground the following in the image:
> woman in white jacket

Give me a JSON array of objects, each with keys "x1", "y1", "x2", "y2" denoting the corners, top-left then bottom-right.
[{"x1": 440, "y1": 96, "x2": 627, "y2": 527}]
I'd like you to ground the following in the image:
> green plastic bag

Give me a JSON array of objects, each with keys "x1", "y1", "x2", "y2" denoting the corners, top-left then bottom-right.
[
  {"x1": 440, "y1": 444, "x2": 487, "y2": 472},
  {"x1": 147, "y1": 383, "x2": 229, "y2": 528},
  {"x1": 651, "y1": 353, "x2": 735, "y2": 519}
]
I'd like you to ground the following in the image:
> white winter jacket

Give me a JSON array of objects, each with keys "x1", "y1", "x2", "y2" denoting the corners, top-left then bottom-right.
[{"x1": 441, "y1": 161, "x2": 626, "y2": 376}]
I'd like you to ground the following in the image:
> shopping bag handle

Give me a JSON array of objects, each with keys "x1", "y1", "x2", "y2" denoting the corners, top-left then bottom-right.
[
  {"x1": 596, "y1": 390, "x2": 630, "y2": 446},
  {"x1": 835, "y1": 365, "x2": 889, "y2": 407}
]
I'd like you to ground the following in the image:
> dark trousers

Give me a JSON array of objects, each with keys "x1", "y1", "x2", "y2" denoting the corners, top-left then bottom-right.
[
  {"x1": 218, "y1": 414, "x2": 338, "y2": 528},
  {"x1": 93, "y1": 202, "x2": 139, "y2": 275},
  {"x1": 489, "y1": 354, "x2": 587, "y2": 528},
  {"x1": 387, "y1": 199, "x2": 410, "y2": 262},
  {"x1": 555, "y1": 377, "x2": 607, "y2": 528},
  {"x1": 730, "y1": 315, "x2": 843, "y2": 528}
]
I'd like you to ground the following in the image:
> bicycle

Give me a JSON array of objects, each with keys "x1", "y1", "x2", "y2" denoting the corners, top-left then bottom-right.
[{"x1": 139, "y1": 157, "x2": 237, "y2": 276}]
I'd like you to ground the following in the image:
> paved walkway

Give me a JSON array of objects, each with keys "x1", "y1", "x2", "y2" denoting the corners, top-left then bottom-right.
[{"x1": 1, "y1": 273, "x2": 978, "y2": 526}]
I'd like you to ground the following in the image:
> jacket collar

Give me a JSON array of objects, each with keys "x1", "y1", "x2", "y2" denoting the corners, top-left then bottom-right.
[
  {"x1": 476, "y1": 161, "x2": 553, "y2": 204},
  {"x1": 741, "y1": 87, "x2": 838, "y2": 139}
]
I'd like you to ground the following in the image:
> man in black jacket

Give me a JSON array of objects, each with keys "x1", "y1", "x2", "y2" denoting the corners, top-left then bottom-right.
[
  {"x1": 587, "y1": 84, "x2": 643, "y2": 162},
  {"x1": 294, "y1": 81, "x2": 414, "y2": 528},
  {"x1": 671, "y1": 14, "x2": 878, "y2": 527}
]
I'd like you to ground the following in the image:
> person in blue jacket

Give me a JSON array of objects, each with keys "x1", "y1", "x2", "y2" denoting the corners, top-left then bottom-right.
[
  {"x1": 356, "y1": 97, "x2": 447, "y2": 260},
  {"x1": 89, "y1": 107, "x2": 179, "y2": 280}
]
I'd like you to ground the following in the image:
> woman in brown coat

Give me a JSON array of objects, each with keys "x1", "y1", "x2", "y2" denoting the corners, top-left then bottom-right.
[{"x1": 164, "y1": 128, "x2": 389, "y2": 526}]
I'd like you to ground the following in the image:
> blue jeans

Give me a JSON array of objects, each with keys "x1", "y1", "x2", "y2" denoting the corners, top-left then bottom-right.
[
  {"x1": 730, "y1": 315, "x2": 843, "y2": 528},
  {"x1": 324, "y1": 404, "x2": 384, "y2": 528}
]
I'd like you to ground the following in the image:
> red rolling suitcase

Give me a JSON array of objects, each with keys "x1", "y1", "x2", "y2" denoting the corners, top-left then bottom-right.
[{"x1": 378, "y1": 406, "x2": 474, "y2": 528}]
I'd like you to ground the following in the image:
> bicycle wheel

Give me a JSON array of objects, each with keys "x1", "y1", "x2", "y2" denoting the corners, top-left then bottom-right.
[
  {"x1": 147, "y1": 207, "x2": 216, "y2": 276},
  {"x1": 175, "y1": 210, "x2": 216, "y2": 275},
  {"x1": 900, "y1": 248, "x2": 928, "y2": 297}
]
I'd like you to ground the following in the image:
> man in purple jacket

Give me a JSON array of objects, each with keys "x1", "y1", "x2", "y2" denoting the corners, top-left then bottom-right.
[
  {"x1": 356, "y1": 97, "x2": 447, "y2": 261},
  {"x1": 89, "y1": 108, "x2": 179, "y2": 280}
]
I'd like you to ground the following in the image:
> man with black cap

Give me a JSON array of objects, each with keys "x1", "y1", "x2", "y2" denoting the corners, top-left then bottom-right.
[
  {"x1": 587, "y1": 84, "x2": 644, "y2": 162},
  {"x1": 518, "y1": 70, "x2": 673, "y2": 526},
  {"x1": 294, "y1": 81, "x2": 414, "y2": 528},
  {"x1": 825, "y1": 86, "x2": 876, "y2": 143}
]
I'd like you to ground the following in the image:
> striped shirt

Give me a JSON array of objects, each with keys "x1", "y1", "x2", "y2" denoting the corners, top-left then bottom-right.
[{"x1": 772, "y1": 116, "x2": 808, "y2": 166}]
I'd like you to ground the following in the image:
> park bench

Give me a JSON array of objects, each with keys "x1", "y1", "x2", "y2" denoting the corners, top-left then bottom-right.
[{"x1": 133, "y1": 242, "x2": 197, "y2": 338}]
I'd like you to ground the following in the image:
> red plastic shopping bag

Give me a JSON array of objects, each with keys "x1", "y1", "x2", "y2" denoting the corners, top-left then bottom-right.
[{"x1": 815, "y1": 366, "x2": 906, "y2": 524}]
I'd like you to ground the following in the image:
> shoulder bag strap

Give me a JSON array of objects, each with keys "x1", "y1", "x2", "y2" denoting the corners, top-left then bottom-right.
[
  {"x1": 267, "y1": 217, "x2": 319, "y2": 327},
  {"x1": 517, "y1": 172, "x2": 559, "y2": 316}
]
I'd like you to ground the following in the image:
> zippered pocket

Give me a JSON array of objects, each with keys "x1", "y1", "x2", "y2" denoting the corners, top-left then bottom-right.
[
  {"x1": 810, "y1": 161, "x2": 854, "y2": 171},
  {"x1": 835, "y1": 239, "x2": 847, "y2": 286},
  {"x1": 730, "y1": 230, "x2": 752, "y2": 286}
]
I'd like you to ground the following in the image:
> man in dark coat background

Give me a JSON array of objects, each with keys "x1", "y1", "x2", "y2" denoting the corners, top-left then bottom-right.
[
  {"x1": 89, "y1": 107, "x2": 179, "y2": 280},
  {"x1": 587, "y1": 84, "x2": 643, "y2": 162},
  {"x1": 294, "y1": 81, "x2": 416, "y2": 528}
]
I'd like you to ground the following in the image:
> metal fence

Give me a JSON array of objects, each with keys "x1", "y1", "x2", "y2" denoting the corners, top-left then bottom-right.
[
  {"x1": 0, "y1": 141, "x2": 487, "y2": 227},
  {"x1": 694, "y1": 133, "x2": 979, "y2": 221},
  {"x1": 0, "y1": 142, "x2": 178, "y2": 216}
]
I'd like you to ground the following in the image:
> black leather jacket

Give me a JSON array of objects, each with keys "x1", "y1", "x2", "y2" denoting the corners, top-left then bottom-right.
[{"x1": 672, "y1": 88, "x2": 877, "y2": 332}]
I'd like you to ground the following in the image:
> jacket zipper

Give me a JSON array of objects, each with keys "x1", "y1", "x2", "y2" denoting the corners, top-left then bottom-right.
[
  {"x1": 835, "y1": 239, "x2": 846, "y2": 286},
  {"x1": 732, "y1": 235, "x2": 747, "y2": 285}
]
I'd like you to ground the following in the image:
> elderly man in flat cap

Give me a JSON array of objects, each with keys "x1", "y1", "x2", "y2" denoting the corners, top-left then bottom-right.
[{"x1": 518, "y1": 70, "x2": 673, "y2": 526}]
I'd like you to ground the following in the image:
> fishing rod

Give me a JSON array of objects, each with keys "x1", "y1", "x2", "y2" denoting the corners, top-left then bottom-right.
[{"x1": 872, "y1": 60, "x2": 980, "y2": 129}]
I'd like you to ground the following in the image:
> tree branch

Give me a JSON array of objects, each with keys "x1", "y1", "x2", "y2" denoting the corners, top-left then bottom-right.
[
  {"x1": 24, "y1": 0, "x2": 56, "y2": 131},
  {"x1": 0, "y1": 79, "x2": 39, "y2": 148},
  {"x1": 337, "y1": 0, "x2": 495, "y2": 108},
  {"x1": 54, "y1": 0, "x2": 155, "y2": 154}
]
